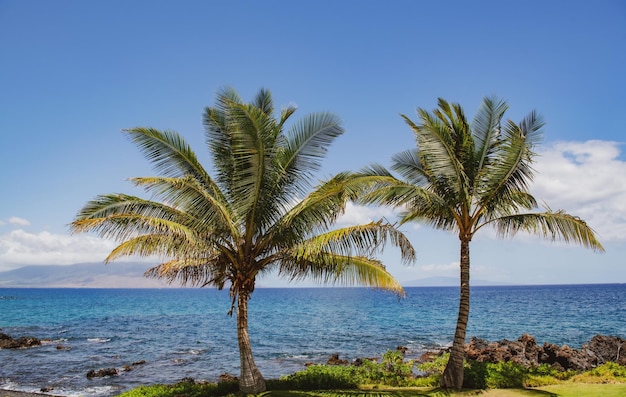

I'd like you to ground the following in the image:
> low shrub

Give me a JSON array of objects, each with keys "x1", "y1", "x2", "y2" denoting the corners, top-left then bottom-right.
[
  {"x1": 358, "y1": 350, "x2": 416, "y2": 386},
  {"x1": 275, "y1": 350, "x2": 419, "y2": 389},
  {"x1": 117, "y1": 379, "x2": 238, "y2": 397},
  {"x1": 570, "y1": 362, "x2": 626, "y2": 384},
  {"x1": 413, "y1": 352, "x2": 448, "y2": 387},
  {"x1": 484, "y1": 361, "x2": 527, "y2": 388},
  {"x1": 463, "y1": 360, "x2": 488, "y2": 389},
  {"x1": 274, "y1": 364, "x2": 359, "y2": 390}
]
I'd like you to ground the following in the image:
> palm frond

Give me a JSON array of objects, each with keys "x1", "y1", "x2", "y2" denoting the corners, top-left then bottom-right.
[
  {"x1": 472, "y1": 95, "x2": 508, "y2": 172},
  {"x1": 71, "y1": 194, "x2": 201, "y2": 242},
  {"x1": 402, "y1": 109, "x2": 465, "y2": 200},
  {"x1": 130, "y1": 175, "x2": 238, "y2": 236},
  {"x1": 474, "y1": 118, "x2": 538, "y2": 217},
  {"x1": 105, "y1": 233, "x2": 192, "y2": 262},
  {"x1": 279, "y1": 105, "x2": 298, "y2": 129},
  {"x1": 493, "y1": 210, "x2": 605, "y2": 252},
  {"x1": 518, "y1": 109, "x2": 545, "y2": 145},
  {"x1": 279, "y1": 112, "x2": 344, "y2": 194},
  {"x1": 390, "y1": 149, "x2": 429, "y2": 187},
  {"x1": 144, "y1": 257, "x2": 229, "y2": 288},
  {"x1": 252, "y1": 87, "x2": 273, "y2": 115},
  {"x1": 279, "y1": 252, "x2": 405, "y2": 296},
  {"x1": 124, "y1": 128, "x2": 212, "y2": 187},
  {"x1": 291, "y1": 221, "x2": 416, "y2": 266}
]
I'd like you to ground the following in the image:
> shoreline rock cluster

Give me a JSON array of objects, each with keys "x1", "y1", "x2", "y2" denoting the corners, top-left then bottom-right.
[
  {"x1": 0, "y1": 332, "x2": 42, "y2": 349},
  {"x1": 321, "y1": 334, "x2": 625, "y2": 373},
  {"x1": 462, "y1": 334, "x2": 625, "y2": 371}
]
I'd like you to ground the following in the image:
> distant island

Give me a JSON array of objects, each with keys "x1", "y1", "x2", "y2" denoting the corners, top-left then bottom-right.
[{"x1": 0, "y1": 262, "x2": 509, "y2": 288}]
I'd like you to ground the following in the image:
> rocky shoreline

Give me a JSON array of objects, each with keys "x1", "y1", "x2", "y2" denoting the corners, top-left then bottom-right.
[
  {"x1": 0, "y1": 391, "x2": 61, "y2": 397},
  {"x1": 461, "y1": 334, "x2": 625, "y2": 371},
  {"x1": 2, "y1": 331, "x2": 624, "y2": 396}
]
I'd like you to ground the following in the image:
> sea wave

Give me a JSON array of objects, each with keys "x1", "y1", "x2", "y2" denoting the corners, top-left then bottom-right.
[{"x1": 87, "y1": 338, "x2": 111, "y2": 343}]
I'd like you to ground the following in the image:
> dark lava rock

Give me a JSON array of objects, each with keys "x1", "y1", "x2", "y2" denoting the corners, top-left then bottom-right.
[
  {"x1": 219, "y1": 373, "x2": 238, "y2": 382},
  {"x1": 464, "y1": 334, "x2": 625, "y2": 372},
  {"x1": 327, "y1": 353, "x2": 349, "y2": 365},
  {"x1": 584, "y1": 335, "x2": 626, "y2": 366},
  {"x1": 86, "y1": 368, "x2": 119, "y2": 379},
  {"x1": 0, "y1": 332, "x2": 42, "y2": 349}
]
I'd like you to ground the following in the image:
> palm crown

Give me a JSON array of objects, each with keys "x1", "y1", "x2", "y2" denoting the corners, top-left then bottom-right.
[
  {"x1": 72, "y1": 88, "x2": 415, "y2": 393},
  {"x1": 365, "y1": 96, "x2": 603, "y2": 248},
  {"x1": 359, "y1": 96, "x2": 603, "y2": 389}
]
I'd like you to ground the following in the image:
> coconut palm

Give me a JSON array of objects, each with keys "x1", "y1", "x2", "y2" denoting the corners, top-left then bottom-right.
[
  {"x1": 358, "y1": 96, "x2": 604, "y2": 389},
  {"x1": 71, "y1": 88, "x2": 415, "y2": 393}
]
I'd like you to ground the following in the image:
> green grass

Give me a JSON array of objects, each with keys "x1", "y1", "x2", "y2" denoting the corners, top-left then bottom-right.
[
  {"x1": 116, "y1": 384, "x2": 626, "y2": 397},
  {"x1": 115, "y1": 359, "x2": 626, "y2": 397},
  {"x1": 268, "y1": 384, "x2": 626, "y2": 397}
]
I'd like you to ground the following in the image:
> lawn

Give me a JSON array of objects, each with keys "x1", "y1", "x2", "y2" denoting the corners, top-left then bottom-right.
[{"x1": 268, "y1": 384, "x2": 626, "y2": 397}]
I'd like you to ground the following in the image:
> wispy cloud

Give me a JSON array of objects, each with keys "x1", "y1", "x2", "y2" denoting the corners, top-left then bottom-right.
[
  {"x1": 1, "y1": 139, "x2": 623, "y2": 273},
  {"x1": 8, "y1": 217, "x2": 31, "y2": 226},
  {"x1": 532, "y1": 140, "x2": 626, "y2": 242},
  {"x1": 420, "y1": 262, "x2": 459, "y2": 274},
  {"x1": 0, "y1": 229, "x2": 119, "y2": 271},
  {"x1": 335, "y1": 201, "x2": 395, "y2": 226}
]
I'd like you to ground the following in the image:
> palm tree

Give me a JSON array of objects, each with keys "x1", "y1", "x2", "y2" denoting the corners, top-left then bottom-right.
[
  {"x1": 71, "y1": 88, "x2": 415, "y2": 393},
  {"x1": 358, "y1": 96, "x2": 604, "y2": 389}
]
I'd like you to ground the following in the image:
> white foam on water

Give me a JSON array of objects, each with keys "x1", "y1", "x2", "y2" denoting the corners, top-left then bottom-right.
[{"x1": 87, "y1": 338, "x2": 111, "y2": 343}]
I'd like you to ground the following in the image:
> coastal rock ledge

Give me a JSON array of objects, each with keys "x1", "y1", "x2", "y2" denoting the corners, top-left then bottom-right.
[
  {"x1": 465, "y1": 334, "x2": 626, "y2": 371},
  {"x1": 0, "y1": 332, "x2": 42, "y2": 349}
]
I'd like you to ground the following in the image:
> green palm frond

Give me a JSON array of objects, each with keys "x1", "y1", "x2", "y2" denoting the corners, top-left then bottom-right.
[
  {"x1": 105, "y1": 233, "x2": 202, "y2": 262},
  {"x1": 280, "y1": 112, "x2": 344, "y2": 194},
  {"x1": 144, "y1": 257, "x2": 229, "y2": 288},
  {"x1": 492, "y1": 210, "x2": 605, "y2": 252},
  {"x1": 124, "y1": 128, "x2": 213, "y2": 188},
  {"x1": 73, "y1": 193, "x2": 190, "y2": 228},
  {"x1": 226, "y1": 102, "x2": 278, "y2": 222},
  {"x1": 356, "y1": 164, "x2": 426, "y2": 207},
  {"x1": 279, "y1": 105, "x2": 298, "y2": 129},
  {"x1": 472, "y1": 96, "x2": 508, "y2": 172},
  {"x1": 278, "y1": 172, "x2": 359, "y2": 234},
  {"x1": 130, "y1": 176, "x2": 236, "y2": 231},
  {"x1": 291, "y1": 221, "x2": 416, "y2": 266},
  {"x1": 402, "y1": 111, "x2": 460, "y2": 185},
  {"x1": 279, "y1": 252, "x2": 405, "y2": 296},
  {"x1": 474, "y1": 118, "x2": 537, "y2": 219},
  {"x1": 390, "y1": 149, "x2": 429, "y2": 187},
  {"x1": 252, "y1": 87, "x2": 273, "y2": 115}
]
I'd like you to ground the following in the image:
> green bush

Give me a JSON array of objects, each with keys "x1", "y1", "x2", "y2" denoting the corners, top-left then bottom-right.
[
  {"x1": 357, "y1": 350, "x2": 416, "y2": 386},
  {"x1": 116, "y1": 379, "x2": 239, "y2": 397},
  {"x1": 485, "y1": 361, "x2": 527, "y2": 388},
  {"x1": 463, "y1": 360, "x2": 488, "y2": 389},
  {"x1": 416, "y1": 353, "x2": 448, "y2": 375},
  {"x1": 274, "y1": 365, "x2": 359, "y2": 390},
  {"x1": 571, "y1": 362, "x2": 626, "y2": 383},
  {"x1": 275, "y1": 350, "x2": 419, "y2": 389}
]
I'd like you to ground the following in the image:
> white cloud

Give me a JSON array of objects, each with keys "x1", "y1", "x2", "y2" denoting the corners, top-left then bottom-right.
[
  {"x1": 335, "y1": 201, "x2": 396, "y2": 226},
  {"x1": 531, "y1": 140, "x2": 626, "y2": 242},
  {"x1": 0, "y1": 229, "x2": 121, "y2": 271},
  {"x1": 4, "y1": 217, "x2": 31, "y2": 227},
  {"x1": 420, "y1": 261, "x2": 459, "y2": 274}
]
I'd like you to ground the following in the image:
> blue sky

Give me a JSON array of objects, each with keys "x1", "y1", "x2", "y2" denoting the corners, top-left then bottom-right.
[{"x1": 1, "y1": 0, "x2": 625, "y2": 286}]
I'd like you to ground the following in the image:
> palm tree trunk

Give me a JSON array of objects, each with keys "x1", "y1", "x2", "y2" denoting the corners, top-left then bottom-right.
[
  {"x1": 440, "y1": 237, "x2": 470, "y2": 389},
  {"x1": 237, "y1": 291, "x2": 266, "y2": 393}
]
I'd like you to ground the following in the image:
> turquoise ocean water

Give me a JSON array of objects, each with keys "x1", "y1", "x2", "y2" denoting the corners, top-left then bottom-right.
[{"x1": 1, "y1": 285, "x2": 625, "y2": 396}]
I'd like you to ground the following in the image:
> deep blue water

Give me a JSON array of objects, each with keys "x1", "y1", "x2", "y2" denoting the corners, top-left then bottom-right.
[{"x1": 1, "y1": 285, "x2": 625, "y2": 396}]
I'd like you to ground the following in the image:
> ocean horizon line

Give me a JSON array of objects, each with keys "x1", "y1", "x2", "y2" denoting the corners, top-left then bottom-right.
[{"x1": 1, "y1": 282, "x2": 625, "y2": 290}]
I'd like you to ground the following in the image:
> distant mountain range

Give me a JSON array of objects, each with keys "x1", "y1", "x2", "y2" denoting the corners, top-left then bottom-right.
[
  {"x1": 402, "y1": 276, "x2": 508, "y2": 287},
  {"x1": 0, "y1": 262, "x2": 172, "y2": 288},
  {"x1": 0, "y1": 263, "x2": 506, "y2": 288}
]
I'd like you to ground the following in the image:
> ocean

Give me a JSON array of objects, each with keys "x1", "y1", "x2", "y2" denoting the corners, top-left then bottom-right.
[{"x1": 1, "y1": 284, "x2": 625, "y2": 396}]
